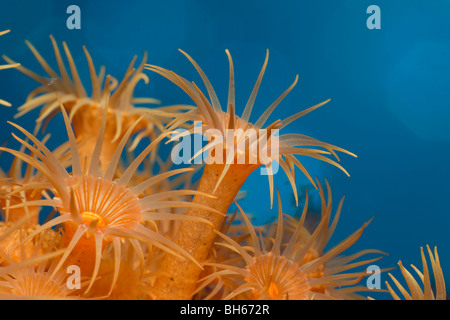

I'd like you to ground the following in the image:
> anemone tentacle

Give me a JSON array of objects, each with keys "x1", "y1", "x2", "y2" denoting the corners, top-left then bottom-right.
[{"x1": 386, "y1": 245, "x2": 446, "y2": 300}]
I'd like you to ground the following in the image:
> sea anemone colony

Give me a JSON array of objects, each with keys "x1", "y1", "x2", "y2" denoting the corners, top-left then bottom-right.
[{"x1": 0, "y1": 32, "x2": 446, "y2": 300}]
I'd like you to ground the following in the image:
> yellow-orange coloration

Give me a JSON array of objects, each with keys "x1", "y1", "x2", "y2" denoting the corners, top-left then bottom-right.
[
  {"x1": 246, "y1": 254, "x2": 310, "y2": 300},
  {"x1": 197, "y1": 185, "x2": 385, "y2": 300},
  {"x1": 0, "y1": 245, "x2": 73, "y2": 299},
  {"x1": 0, "y1": 35, "x2": 446, "y2": 301},
  {"x1": 147, "y1": 49, "x2": 356, "y2": 299},
  {"x1": 0, "y1": 97, "x2": 218, "y2": 296},
  {"x1": 268, "y1": 282, "x2": 279, "y2": 300},
  {"x1": 0, "y1": 222, "x2": 61, "y2": 265},
  {"x1": 3, "y1": 36, "x2": 193, "y2": 170},
  {"x1": 152, "y1": 163, "x2": 259, "y2": 299},
  {"x1": 386, "y1": 245, "x2": 446, "y2": 300},
  {"x1": 0, "y1": 187, "x2": 41, "y2": 226}
]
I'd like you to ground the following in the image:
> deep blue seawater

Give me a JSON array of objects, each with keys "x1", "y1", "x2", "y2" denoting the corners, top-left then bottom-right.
[{"x1": 1, "y1": 0, "x2": 450, "y2": 299}]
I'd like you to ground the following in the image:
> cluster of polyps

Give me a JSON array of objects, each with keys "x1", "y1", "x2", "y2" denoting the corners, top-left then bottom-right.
[
  {"x1": 1, "y1": 98, "x2": 222, "y2": 294},
  {"x1": 0, "y1": 32, "x2": 446, "y2": 300}
]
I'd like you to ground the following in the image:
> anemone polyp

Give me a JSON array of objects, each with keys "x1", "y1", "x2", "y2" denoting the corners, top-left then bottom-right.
[
  {"x1": 0, "y1": 218, "x2": 72, "y2": 299},
  {"x1": 0, "y1": 97, "x2": 219, "y2": 295},
  {"x1": 0, "y1": 255, "x2": 75, "y2": 299},
  {"x1": 145, "y1": 49, "x2": 356, "y2": 299},
  {"x1": 146, "y1": 49, "x2": 356, "y2": 205},
  {"x1": 200, "y1": 183, "x2": 383, "y2": 300},
  {"x1": 244, "y1": 253, "x2": 310, "y2": 300},
  {"x1": 0, "y1": 235, "x2": 75, "y2": 299},
  {"x1": 2, "y1": 36, "x2": 194, "y2": 170},
  {"x1": 63, "y1": 175, "x2": 142, "y2": 234}
]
